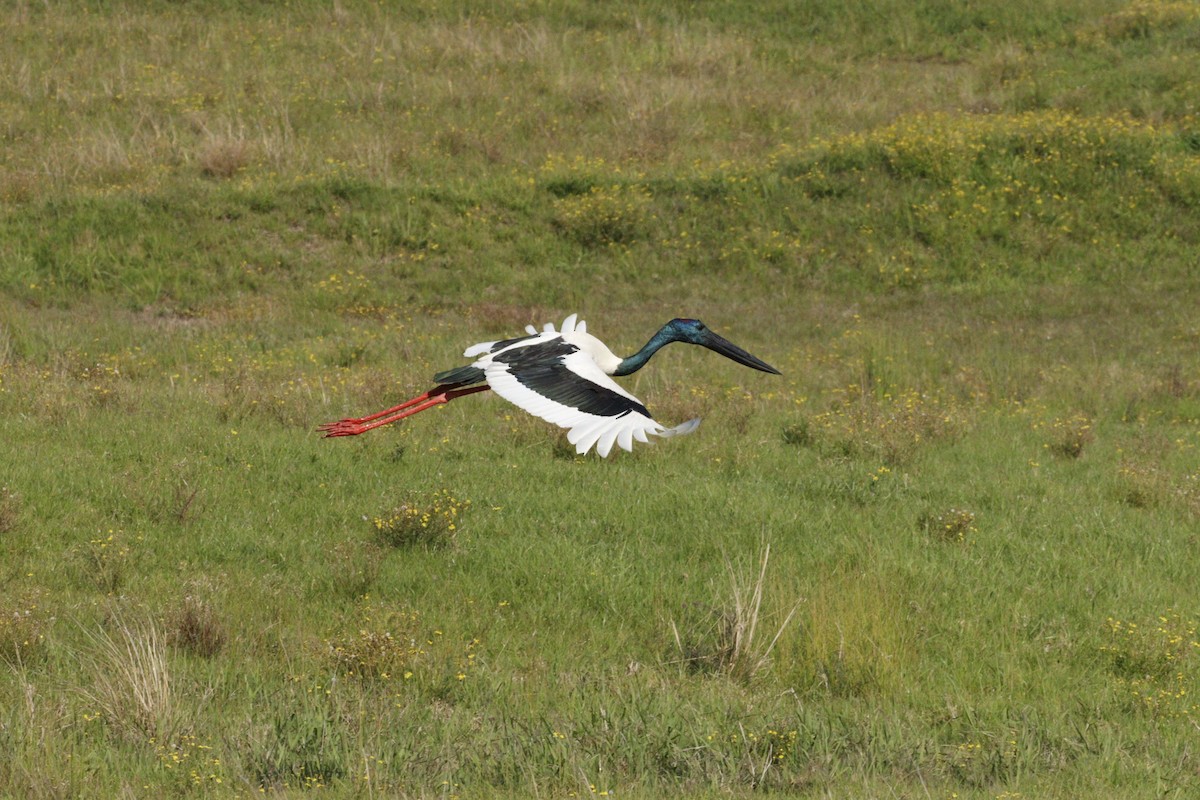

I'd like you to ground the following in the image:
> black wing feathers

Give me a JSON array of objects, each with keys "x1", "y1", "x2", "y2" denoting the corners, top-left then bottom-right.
[
  {"x1": 488, "y1": 334, "x2": 539, "y2": 353},
  {"x1": 431, "y1": 365, "x2": 487, "y2": 387}
]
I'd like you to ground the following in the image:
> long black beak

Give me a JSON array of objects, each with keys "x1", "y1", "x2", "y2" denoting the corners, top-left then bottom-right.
[{"x1": 701, "y1": 330, "x2": 782, "y2": 375}]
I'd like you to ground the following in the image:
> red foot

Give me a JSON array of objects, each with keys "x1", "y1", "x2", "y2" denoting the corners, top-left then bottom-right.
[{"x1": 319, "y1": 385, "x2": 489, "y2": 437}]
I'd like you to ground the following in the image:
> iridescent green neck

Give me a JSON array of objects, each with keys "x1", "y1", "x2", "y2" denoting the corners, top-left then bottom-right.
[{"x1": 613, "y1": 326, "x2": 677, "y2": 376}]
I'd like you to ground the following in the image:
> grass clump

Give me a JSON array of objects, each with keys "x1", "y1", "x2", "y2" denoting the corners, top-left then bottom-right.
[
  {"x1": 77, "y1": 615, "x2": 178, "y2": 742},
  {"x1": 151, "y1": 733, "x2": 228, "y2": 792},
  {"x1": 1102, "y1": 612, "x2": 1200, "y2": 718},
  {"x1": 372, "y1": 489, "x2": 469, "y2": 549},
  {"x1": 920, "y1": 507, "x2": 978, "y2": 543},
  {"x1": 552, "y1": 183, "x2": 653, "y2": 247},
  {"x1": 776, "y1": 571, "x2": 912, "y2": 698},
  {"x1": 326, "y1": 629, "x2": 415, "y2": 681},
  {"x1": 1041, "y1": 413, "x2": 1094, "y2": 458},
  {"x1": 1118, "y1": 461, "x2": 1200, "y2": 516},
  {"x1": 166, "y1": 595, "x2": 225, "y2": 659},
  {"x1": 805, "y1": 387, "x2": 967, "y2": 465},
  {"x1": 0, "y1": 485, "x2": 19, "y2": 533},
  {"x1": 0, "y1": 594, "x2": 52, "y2": 668},
  {"x1": 1101, "y1": 611, "x2": 1199, "y2": 681},
  {"x1": 671, "y1": 544, "x2": 799, "y2": 683},
  {"x1": 247, "y1": 706, "x2": 346, "y2": 791},
  {"x1": 1092, "y1": 0, "x2": 1200, "y2": 41},
  {"x1": 1117, "y1": 460, "x2": 1170, "y2": 509},
  {"x1": 71, "y1": 529, "x2": 135, "y2": 594},
  {"x1": 325, "y1": 604, "x2": 422, "y2": 682},
  {"x1": 937, "y1": 737, "x2": 1026, "y2": 790},
  {"x1": 198, "y1": 135, "x2": 253, "y2": 180},
  {"x1": 327, "y1": 539, "x2": 383, "y2": 598},
  {"x1": 780, "y1": 418, "x2": 813, "y2": 447}
]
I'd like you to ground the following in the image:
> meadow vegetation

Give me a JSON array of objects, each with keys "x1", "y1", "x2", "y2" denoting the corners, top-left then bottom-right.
[{"x1": 1, "y1": 0, "x2": 1199, "y2": 797}]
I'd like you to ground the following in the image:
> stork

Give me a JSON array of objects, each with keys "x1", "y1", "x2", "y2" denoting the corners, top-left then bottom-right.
[{"x1": 319, "y1": 314, "x2": 780, "y2": 457}]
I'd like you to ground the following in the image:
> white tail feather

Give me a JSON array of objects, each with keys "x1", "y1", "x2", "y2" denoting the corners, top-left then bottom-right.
[{"x1": 659, "y1": 418, "x2": 702, "y2": 438}]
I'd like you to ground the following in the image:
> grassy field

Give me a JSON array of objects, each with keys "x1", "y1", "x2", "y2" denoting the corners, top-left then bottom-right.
[{"x1": 2, "y1": 0, "x2": 1199, "y2": 797}]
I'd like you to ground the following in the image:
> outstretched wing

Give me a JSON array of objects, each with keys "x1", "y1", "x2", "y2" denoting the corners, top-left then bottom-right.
[{"x1": 482, "y1": 333, "x2": 697, "y2": 457}]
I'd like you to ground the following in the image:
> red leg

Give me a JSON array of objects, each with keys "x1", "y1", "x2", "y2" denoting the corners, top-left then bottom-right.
[
  {"x1": 319, "y1": 385, "x2": 490, "y2": 437},
  {"x1": 325, "y1": 390, "x2": 440, "y2": 427}
]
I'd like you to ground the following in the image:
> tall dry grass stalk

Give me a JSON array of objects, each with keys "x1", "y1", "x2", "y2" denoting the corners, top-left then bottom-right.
[{"x1": 720, "y1": 543, "x2": 801, "y2": 682}]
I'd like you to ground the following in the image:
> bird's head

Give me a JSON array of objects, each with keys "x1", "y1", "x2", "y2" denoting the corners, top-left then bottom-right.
[{"x1": 665, "y1": 318, "x2": 781, "y2": 375}]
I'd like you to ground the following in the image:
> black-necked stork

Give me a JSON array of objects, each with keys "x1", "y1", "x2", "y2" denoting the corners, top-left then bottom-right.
[{"x1": 319, "y1": 314, "x2": 780, "y2": 457}]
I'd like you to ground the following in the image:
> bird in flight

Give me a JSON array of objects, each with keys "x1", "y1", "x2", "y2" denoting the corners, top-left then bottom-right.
[{"x1": 319, "y1": 313, "x2": 780, "y2": 457}]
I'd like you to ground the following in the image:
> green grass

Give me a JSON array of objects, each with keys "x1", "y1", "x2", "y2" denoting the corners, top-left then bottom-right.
[{"x1": 2, "y1": 0, "x2": 1200, "y2": 797}]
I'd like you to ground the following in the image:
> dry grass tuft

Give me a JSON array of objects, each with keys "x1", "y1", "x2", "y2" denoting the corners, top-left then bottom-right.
[
  {"x1": 0, "y1": 485, "x2": 20, "y2": 534},
  {"x1": 0, "y1": 170, "x2": 38, "y2": 203},
  {"x1": 167, "y1": 595, "x2": 226, "y2": 659},
  {"x1": 77, "y1": 614, "x2": 179, "y2": 741},
  {"x1": 198, "y1": 136, "x2": 253, "y2": 179},
  {"x1": 671, "y1": 543, "x2": 799, "y2": 682},
  {"x1": 720, "y1": 544, "x2": 800, "y2": 682}
]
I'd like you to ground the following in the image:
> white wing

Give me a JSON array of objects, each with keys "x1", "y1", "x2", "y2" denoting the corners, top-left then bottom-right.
[{"x1": 463, "y1": 340, "x2": 496, "y2": 358}]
